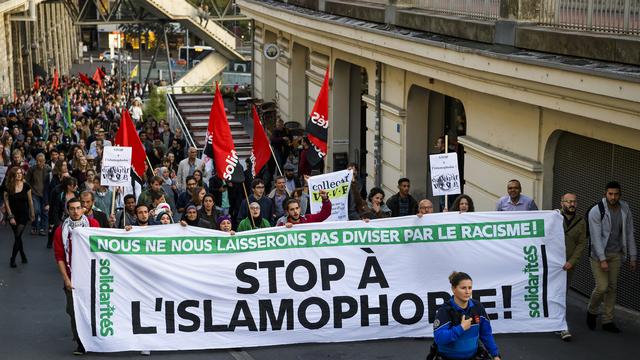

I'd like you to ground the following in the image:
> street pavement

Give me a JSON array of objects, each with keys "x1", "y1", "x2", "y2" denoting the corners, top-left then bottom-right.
[{"x1": 1, "y1": 225, "x2": 637, "y2": 359}]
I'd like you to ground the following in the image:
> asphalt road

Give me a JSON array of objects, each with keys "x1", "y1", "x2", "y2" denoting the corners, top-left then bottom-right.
[{"x1": 0, "y1": 225, "x2": 638, "y2": 359}]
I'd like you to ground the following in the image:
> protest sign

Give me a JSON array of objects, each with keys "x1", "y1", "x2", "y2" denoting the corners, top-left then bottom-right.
[
  {"x1": 308, "y1": 169, "x2": 353, "y2": 221},
  {"x1": 72, "y1": 211, "x2": 567, "y2": 352},
  {"x1": 429, "y1": 153, "x2": 461, "y2": 196},
  {"x1": 0, "y1": 166, "x2": 7, "y2": 185},
  {"x1": 101, "y1": 147, "x2": 132, "y2": 187}
]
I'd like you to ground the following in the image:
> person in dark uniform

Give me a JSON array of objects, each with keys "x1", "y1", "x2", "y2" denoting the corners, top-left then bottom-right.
[{"x1": 431, "y1": 271, "x2": 501, "y2": 360}]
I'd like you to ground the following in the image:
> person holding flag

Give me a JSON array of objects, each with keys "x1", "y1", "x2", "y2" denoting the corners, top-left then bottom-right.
[{"x1": 305, "y1": 67, "x2": 330, "y2": 169}]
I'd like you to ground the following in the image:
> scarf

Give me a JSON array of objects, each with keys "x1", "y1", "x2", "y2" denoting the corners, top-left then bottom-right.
[{"x1": 61, "y1": 215, "x2": 90, "y2": 267}]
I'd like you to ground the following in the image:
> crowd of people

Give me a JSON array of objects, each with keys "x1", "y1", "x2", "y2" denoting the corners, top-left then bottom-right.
[{"x1": 0, "y1": 69, "x2": 635, "y2": 358}]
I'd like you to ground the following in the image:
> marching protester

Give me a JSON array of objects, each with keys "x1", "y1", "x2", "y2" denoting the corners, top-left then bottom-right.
[
  {"x1": 198, "y1": 193, "x2": 219, "y2": 227},
  {"x1": 53, "y1": 198, "x2": 100, "y2": 355},
  {"x1": 496, "y1": 179, "x2": 538, "y2": 211},
  {"x1": 237, "y1": 202, "x2": 272, "y2": 231},
  {"x1": 79, "y1": 190, "x2": 112, "y2": 228},
  {"x1": 451, "y1": 194, "x2": 475, "y2": 213},
  {"x1": 361, "y1": 187, "x2": 391, "y2": 220},
  {"x1": 558, "y1": 192, "x2": 586, "y2": 341},
  {"x1": 431, "y1": 271, "x2": 501, "y2": 360},
  {"x1": 216, "y1": 215, "x2": 235, "y2": 234},
  {"x1": 587, "y1": 181, "x2": 636, "y2": 333},
  {"x1": 115, "y1": 194, "x2": 137, "y2": 228},
  {"x1": 268, "y1": 175, "x2": 290, "y2": 221},
  {"x1": 176, "y1": 175, "x2": 198, "y2": 215},
  {"x1": 416, "y1": 199, "x2": 434, "y2": 218},
  {"x1": 179, "y1": 204, "x2": 211, "y2": 229},
  {"x1": 278, "y1": 189, "x2": 331, "y2": 227},
  {"x1": 237, "y1": 179, "x2": 275, "y2": 225},
  {"x1": 3, "y1": 167, "x2": 35, "y2": 267},
  {"x1": 176, "y1": 147, "x2": 205, "y2": 191},
  {"x1": 25, "y1": 152, "x2": 50, "y2": 236},
  {"x1": 387, "y1": 178, "x2": 418, "y2": 217}
]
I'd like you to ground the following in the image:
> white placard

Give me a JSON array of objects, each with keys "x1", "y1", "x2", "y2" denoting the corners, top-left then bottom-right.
[
  {"x1": 308, "y1": 169, "x2": 353, "y2": 221},
  {"x1": 71, "y1": 211, "x2": 567, "y2": 352},
  {"x1": 101, "y1": 147, "x2": 132, "y2": 187},
  {"x1": 429, "y1": 153, "x2": 461, "y2": 196}
]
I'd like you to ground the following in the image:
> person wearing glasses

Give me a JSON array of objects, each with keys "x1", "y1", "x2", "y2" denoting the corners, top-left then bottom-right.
[
  {"x1": 558, "y1": 192, "x2": 586, "y2": 341},
  {"x1": 3, "y1": 167, "x2": 35, "y2": 267},
  {"x1": 237, "y1": 179, "x2": 275, "y2": 225},
  {"x1": 417, "y1": 199, "x2": 435, "y2": 218}
]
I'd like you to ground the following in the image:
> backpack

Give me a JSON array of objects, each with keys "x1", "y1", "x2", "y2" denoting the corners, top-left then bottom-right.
[{"x1": 585, "y1": 201, "x2": 606, "y2": 254}]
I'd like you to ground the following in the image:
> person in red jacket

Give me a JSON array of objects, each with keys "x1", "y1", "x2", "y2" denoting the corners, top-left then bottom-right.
[
  {"x1": 53, "y1": 197, "x2": 100, "y2": 355},
  {"x1": 278, "y1": 189, "x2": 331, "y2": 227}
]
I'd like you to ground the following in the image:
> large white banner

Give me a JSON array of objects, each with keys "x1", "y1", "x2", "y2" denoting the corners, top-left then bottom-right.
[
  {"x1": 101, "y1": 146, "x2": 132, "y2": 187},
  {"x1": 308, "y1": 169, "x2": 353, "y2": 221},
  {"x1": 429, "y1": 153, "x2": 461, "y2": 196},
  {"x1": 72, "y1": 211, "x2": 567, "y2": 352}
]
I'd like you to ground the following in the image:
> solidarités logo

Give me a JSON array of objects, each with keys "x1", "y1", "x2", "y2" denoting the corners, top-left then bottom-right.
[
  {"x1": 99, "y1": 259, "x2": 116, "y2": 336},
  {"x1": 522, "y1": 246, "x2": 541, "y2": 318}
]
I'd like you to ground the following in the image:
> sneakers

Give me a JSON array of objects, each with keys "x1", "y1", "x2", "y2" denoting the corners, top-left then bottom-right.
[
  {"x1": 560, "y1": 330, "x2": 572, "y2": 341},
  {"x1": 73, "y1": 343, "x2": 86, "y2": 355},
  {"x1": 602, "y1": 322, "x2": 621, "y2": 333},
  {"x1": 586, "y1": 312, "x2": 597, "y2": 330}
]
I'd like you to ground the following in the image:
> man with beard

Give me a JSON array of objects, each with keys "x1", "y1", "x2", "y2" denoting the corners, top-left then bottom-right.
[
  {"x1": 283, "y1": 163, "x2": 301, "y2": 194},
  {"x1": 558, "y1": 192, "x2": 586, "y2": 341},
  {"x1": 587, "y1": 181, "x2": 636, "y2": 333},
  {"x1": 53, "y1": 198, "x2": 100, "y2": 355},
  {"x1": 124, "y1": 204, "x2": 157, "y2": 230},
  {"x1": 277, "y1": 189, "x2": 331, "y2": 227},
  {"x1": 116, "y1": 194, "x2": 137, "y2": 228},
  {"x1": 179, "y1": 204, "x2": 211, "y2": 229},
  {"x1": 80, "y1": 191, "x2": 112, "y2": 228},
  {"x1": 237, "y1": 202, "x2": 272, "y2": 231}
]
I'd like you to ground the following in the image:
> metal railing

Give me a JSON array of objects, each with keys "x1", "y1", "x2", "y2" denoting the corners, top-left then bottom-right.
[
  {"x1": 166, "y1": 92, "x2": 200, "y2": 151},
  {"x1": 539, "y1": 0, "x2": 640, "y2": 35},
  {"x1": 408, "y1": 0, "x2": 500, "y2": 20}
]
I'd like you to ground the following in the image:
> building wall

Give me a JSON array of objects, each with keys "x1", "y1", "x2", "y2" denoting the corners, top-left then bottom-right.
[
  {"x1": 0, "y1": 0, "x2": 79, "y2": 98},
  {"x1": 243, "y1": 1, "x2": 640, "y2": 211}
]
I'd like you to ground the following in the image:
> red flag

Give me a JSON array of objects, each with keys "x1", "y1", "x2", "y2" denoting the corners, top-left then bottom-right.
[
  {"x1": 79, "y1": 72, "x2": 91, "y2": 85},
  {"x1": 250, "y1": 105, "x2": 271, "y2": 177},
  {"x1": 114, "y1": 109, "x2": 147, "y2": 179},
  {"x1": 52, "y1": 69, "x2": 59, "y2": 90},
  {"x1": 33, "y1": 77, "x2": 39, "y2": 90},
  {"x1": 205, "y1": 84, "x2": 244, "y2": 182},
  {"x1": 305, "y1": 67, "x2": 330, "y2": 167},
  {"x1": 92, "y1": 68, "x2": 103, "y2": 88},
  {"x1": 97, "y1": 67, "x2": 106, "y2": 79}
]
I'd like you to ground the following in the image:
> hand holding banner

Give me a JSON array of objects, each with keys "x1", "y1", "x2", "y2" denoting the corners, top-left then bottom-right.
[
  {"x1": 308, "y1": 169, "x2": 353, "y2": 221},
  {"x1": 71, "y1": 211, "x2": 567, "y2": 352}
]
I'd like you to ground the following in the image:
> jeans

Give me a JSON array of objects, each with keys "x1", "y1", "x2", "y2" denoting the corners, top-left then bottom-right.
[{"x1": 32, "y1": 194, "x2": 48, "y2": 232}]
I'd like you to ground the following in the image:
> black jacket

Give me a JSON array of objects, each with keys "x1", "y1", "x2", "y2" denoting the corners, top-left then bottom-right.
[{"x1": 386, "y1": 193, "x2": 418, "y2": 217}]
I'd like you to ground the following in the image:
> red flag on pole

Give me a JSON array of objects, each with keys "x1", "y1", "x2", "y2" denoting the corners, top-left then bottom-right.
[
  {"x1": 250, "y1": 105, "x2": 271, "y2": 177},
  {"x1": 114, "y1": 109, "x2": 147, "y2": 179},
  {"x1": 205, "y1": 83, "x2": 244, "y2": 182},
  {"x1": 97, "y1": 67, "x2": 106, "y2": 79},
  {"x1": 33, "y1": 77, "x2": 40, "y2": 90},
  {"x1": 92, "y1": 68, "x2": 103, "y2": 88},
  {"x1": 79, "y1": 72, "x2": 92, "y2": 85},
  {"x1": 305, "y1": 67, "x2": 330, "y2": 167},
  {"x1": 52, "y1": 69, "x2": 59, "y2": 90}
]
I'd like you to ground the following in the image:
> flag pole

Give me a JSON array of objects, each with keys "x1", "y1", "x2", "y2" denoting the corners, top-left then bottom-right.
[
  {"x1": 241, "y1": 182, "x2": 256, "y2": 229},
  {"x1": 444, "y1": 134, "x2": 449, "y2": 212}
]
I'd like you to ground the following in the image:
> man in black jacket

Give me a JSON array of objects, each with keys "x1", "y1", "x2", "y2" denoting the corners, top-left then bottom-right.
[
  {"x1": 386, "y1": 178, "x2": 418, "y2": 217},
  {"x1": 80, "y1": 190, "x2": 112, "y2": 228}
]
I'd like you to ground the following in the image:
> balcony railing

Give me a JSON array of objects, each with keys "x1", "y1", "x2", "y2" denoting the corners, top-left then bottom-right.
[
  {"x1": 409, "y1": 0, "x2": 500, "y2": 20},
  {"x1": 539, "y1": 0, "x2": 640, "y2": 35}
]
